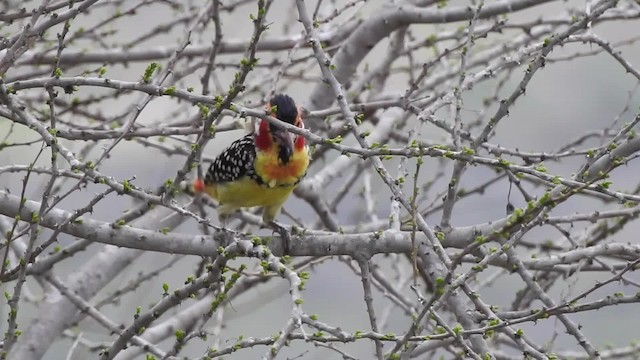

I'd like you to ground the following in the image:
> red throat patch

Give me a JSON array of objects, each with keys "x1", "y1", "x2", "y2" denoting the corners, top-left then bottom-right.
[
  {"x1": 255, "y1": 120, "x2": 272, "y2": 151},
  {"x1": 295, "y1": 135, "x2": 305, "y2": 150},
  {"x1": 193, "y1": 178, "x2": 205, "y2": 193}
]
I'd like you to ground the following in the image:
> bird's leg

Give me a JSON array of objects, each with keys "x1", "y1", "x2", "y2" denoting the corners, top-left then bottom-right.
[
  {"x1": 268, "y1": 220, "x2": 292, "y2": 255},
  {"x1": 263, "y1": 205, "x2": 292, "y2": 255},
  {"x1": 218, "y1": 213, "x2": 230, "y2": 229},
  {"x1": 217, "y1": 203, "x2": 237, "y2": 230}
]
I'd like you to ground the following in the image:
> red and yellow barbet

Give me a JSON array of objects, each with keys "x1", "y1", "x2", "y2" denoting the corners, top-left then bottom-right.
[{"x1": 193, "y1": 94, "x2": 309, "y2": 225}]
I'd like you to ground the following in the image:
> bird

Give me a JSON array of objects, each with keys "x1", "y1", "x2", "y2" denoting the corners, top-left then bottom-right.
[{"x1": 193, "y1": 94, "x2": 309, "y2": 238}]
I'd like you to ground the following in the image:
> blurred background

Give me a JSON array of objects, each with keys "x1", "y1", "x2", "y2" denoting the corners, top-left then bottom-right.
[{"x1": 1, "y1": 0, "x2": 640, "y2": 358}]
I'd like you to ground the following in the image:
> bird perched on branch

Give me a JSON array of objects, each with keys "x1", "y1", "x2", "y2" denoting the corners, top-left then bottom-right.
[{"x1": 193, "y1": 94, "x2": 309, "y2": 236}]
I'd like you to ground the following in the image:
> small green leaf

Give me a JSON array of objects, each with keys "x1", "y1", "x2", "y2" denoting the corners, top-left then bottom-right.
[
  {"x1": 163, "y1": 86, "x2": 176, "y2": 96},
  {"x1": 142, "y1": 62, "x2": 160, "y2": 83}
]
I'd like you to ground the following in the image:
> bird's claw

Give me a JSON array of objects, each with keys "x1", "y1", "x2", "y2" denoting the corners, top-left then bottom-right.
[{"x1": 268, "y1": 221, "x2": 292, "y2": 255}]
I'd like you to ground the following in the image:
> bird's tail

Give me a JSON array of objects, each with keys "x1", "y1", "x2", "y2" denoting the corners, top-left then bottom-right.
[{"x1": 179, "y1": 178, "x2": 206, "y2": 196}]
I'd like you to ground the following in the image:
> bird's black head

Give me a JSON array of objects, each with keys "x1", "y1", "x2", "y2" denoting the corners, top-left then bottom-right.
[
  {"x1": 269, "y1": 94, "x2": 298, "y2": 125},
  {"x1": 266, "y1": 94, "x2": 298, "y2": 165}
]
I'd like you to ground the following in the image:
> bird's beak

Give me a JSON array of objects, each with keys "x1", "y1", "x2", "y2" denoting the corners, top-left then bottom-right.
[{"x1": 272, "y1": 128, "x2": 294, "y2": 163}]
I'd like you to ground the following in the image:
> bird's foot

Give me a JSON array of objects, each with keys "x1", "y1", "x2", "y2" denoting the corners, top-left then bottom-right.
[{"x1": 268, "y1": 220, "x2": 292, "y2": 255}]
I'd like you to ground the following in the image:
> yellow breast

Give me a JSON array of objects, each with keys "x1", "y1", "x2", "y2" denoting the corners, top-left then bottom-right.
[
  {"x1": 254, "y1": 144, "x2": 309, "y2": 188},
  {"x1": 212, "y1": 177, "x2": 296, "y2": 208}
]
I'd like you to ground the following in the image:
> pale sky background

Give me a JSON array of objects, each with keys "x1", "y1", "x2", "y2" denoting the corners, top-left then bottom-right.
[{"x1": 1, "y1": 0, "x2": 639, "y2": 359}]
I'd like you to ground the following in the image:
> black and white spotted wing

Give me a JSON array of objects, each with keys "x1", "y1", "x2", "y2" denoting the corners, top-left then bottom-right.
[{"x1": 205, "y1": 134, "x2": 260, "y2": 185}]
